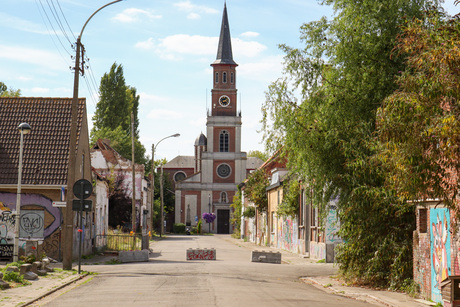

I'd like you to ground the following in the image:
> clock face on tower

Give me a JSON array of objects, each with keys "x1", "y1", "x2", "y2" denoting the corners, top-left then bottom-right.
[{"x1": 219, "y1": 95, "x2": 230, "y2": 107}]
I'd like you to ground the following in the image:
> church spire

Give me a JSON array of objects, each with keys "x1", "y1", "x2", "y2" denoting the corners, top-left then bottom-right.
[{"x1": 213, "y1": 2, "x2": 237, "y2": 65}]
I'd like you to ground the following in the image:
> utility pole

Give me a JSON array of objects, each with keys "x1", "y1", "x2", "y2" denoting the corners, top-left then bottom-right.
[
  {"x1": 154, "y1": 144, "x2": 155, "y2": 236},
  {"x1": 62, "y1": 0, "x2": 123, "y2": 270},
  {"x1": 160, "y1": 166, "x2": 164, "y2": 237},
  {"x1": 131, "y1": 112, "x2": 136, "y2": 234}
]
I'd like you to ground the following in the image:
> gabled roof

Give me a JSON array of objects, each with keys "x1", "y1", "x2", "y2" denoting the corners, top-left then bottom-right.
[
  {"x1": 0, "y1": 97, "x2": 85, "y2": 185},
  {"x1": 91, "y1": 139, "x2": 144, "y2": 172},
  {"x1": 162, "y1": 155, "x2": 195, "y2": 169},
  {"x1": 212, "y1": 2, "x2": 237, "y2": 65}
]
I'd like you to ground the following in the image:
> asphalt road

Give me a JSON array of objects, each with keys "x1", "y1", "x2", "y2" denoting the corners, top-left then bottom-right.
[{"x1": 42, "y1": 235, "x2": 372, "y2": 307}]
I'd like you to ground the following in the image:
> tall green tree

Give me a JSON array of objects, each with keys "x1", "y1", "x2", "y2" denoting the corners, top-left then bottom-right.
[
  {"x1": 261, "y1": 0, "x2": 440, "y2": 288},
  {"x1": 377, "y1": 10, "x2": 460, "y2": 209},
  {"x1": 0, "y1": 82, "x2": 21, "y2": 97},
  {"x1": 91, "y1": 62, "x2": 146, "y2": 165}
]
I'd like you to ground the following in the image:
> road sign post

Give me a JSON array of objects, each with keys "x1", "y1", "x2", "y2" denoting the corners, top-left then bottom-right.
[{"x1": 73, "y1": 178, "x2": 92, "y2": 274}]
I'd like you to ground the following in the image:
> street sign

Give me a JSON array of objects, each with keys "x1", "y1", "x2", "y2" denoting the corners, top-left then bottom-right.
[
  {"x1": 72, "y1": 200, "x2": 92, "y2": 212},
  {"x1": 52, "y1": 201, "x2": 67, "y2": 207},
  {"x1": 73, "y1": 179, "x2": 92, "y2": 199}
]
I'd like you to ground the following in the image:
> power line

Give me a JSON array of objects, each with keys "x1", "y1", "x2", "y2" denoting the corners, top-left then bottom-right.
[
  {"x1": 36, "y1": 0, "x2": 73, "y2": 56},
  {"x1": 46, "y1": 0, "x2": 72, "y2": 45},
  {"x1": 34, "y1": 0, "x2": 72, "y2": 67},
  {"x1": 55, "y1": 0, "x2": 77, "y2": 41}
]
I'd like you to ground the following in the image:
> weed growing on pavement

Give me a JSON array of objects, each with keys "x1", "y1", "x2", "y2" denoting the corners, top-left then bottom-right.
[
  {"x1": 3, "y1": 271, "x2": 31, "y2": 286},
  {"x1": 324, "y1": 283, "x2": 333, "y2": 288},
  {"x1": 397, "y1": 278, "x2": 420, "y2": 297},
  {"x1": 105, "y1": 258, "x2": 121, "y2": 265},
  {"x1": 316, "y1": 259, "x2": 325, "y2": 263}
]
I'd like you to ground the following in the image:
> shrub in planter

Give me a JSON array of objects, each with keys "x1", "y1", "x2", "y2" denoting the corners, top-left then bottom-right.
[{"x1": 173, "y1": 223, "x2": 186, "y2": 233}]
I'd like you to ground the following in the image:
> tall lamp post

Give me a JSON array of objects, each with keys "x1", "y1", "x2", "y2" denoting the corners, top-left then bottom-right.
[
  {"x1": 63, "y1": 0, "x2": 123, "y2": 270},
  {"x1": 13, "y1": 123, "x2": 31, "y2": 262},
  {"x1": 152, "y1": 133, "x2": 180, "y2": 237}
]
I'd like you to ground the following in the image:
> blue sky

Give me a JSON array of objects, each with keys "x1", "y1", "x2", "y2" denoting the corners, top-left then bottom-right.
[{"x1": 1, "y1": 0, "x2": 459, "y2": 162}]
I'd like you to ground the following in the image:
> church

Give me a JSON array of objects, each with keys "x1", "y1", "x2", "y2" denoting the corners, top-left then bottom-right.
[{"x1": 162, "y1": 4, "x2": 263, "y2": 234}]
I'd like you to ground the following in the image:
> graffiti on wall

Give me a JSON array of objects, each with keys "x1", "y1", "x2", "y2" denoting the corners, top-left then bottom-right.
[
  {"x1": 430, "y1": 208, "x2": 451, "y2": 303},
  {"x1": 0, "y1": 193, "x2": 62, "y2": 258},
  {"x1": 325, "y1": 205, "x2": 341, "y2": 244}
]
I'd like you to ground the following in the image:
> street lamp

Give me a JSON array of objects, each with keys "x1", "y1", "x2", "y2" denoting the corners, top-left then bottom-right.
[
  {"x1": 152, "y1": 133, "x2": 180, "y2": 237},
  {"x1": 63, "y1": 0, "x2": 123, "y2": 270},
  {"x1": 13, "y1": 123, "x2": 31, "y2": 262}
]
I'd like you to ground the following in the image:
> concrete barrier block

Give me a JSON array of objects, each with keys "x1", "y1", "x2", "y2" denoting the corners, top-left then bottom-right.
[
  {"x1": 20, "y1": 264, "x2": 32, "y2": 275},
  {"x1": 31, "y1": 262, "x2": 41, "y2": 274},
  {"x1": 23, "y1": 271, "x2": 38, "y2": 280},
  {"x1": 186, "y1": 248, "x2": 216, "y2": 260},
  {"x1": 251, "y1": 250, "x2": 281, "y2": 264},
  {"x1": 118, "y1": 250, "x2": 149, "y2": 263}
]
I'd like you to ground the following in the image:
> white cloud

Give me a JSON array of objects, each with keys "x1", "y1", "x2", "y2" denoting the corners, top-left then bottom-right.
[
  {"x1": 0, "y1": 13, "x2": 50, "y2": 35},
  {"x1": 187, "y1": 13, "x2": 201, "y2": 20},
  {"x1": 30, "y1": 87, "x2": 50, "y2": 94},
  {"x1": 139, "y1": 92, "x2": 171, "y2": 105},
  {"x1": 147, "y1": 109, "x2": 184, "y2": 119},
  {"x1": 241, "y1": 31, "x2": 260, "y2": 38},
  {"x1": 189, "y1": 116, "x2": 206, "y2": 127},
  {"x1": 112, "y1": 8, "x2": 161, "y2": 23},
  {"x1": 233, "y1": 38, "x2": 267, "y2": 58},
  {"x1": 136, "y1": 35, "x2": 267, "y2": 60},
  {"x1": 238, "y1": 55, "x2": 284, "y2": 84},
  {"x1": 174, "y1": 1, "x2": 218, "y2": 14},
  {"x1": 135, "y1": 35, "x2": 218, "y2": 60},
  {"x1": 0, "y1": 44, "x2": 64, "y2": 71}
]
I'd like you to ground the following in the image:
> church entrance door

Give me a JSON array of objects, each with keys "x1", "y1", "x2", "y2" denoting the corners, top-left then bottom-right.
[{"x1": 217, "y1": 209, "x2": 230, "y2": 234}]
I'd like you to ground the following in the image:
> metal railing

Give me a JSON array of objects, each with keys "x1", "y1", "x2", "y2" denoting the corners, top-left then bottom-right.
[{"x1": 95, "y1": 234, "x2": 148, "y2": 252}]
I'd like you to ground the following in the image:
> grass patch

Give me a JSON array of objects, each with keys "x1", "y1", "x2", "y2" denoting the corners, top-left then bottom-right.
[{"x1": 317, "y1": 259, "x2": 326, "y2": 263}]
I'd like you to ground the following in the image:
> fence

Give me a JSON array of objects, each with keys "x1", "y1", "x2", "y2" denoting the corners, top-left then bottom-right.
[{"x1": 95, "y1": 234, "x2": 149, "y2": 252}]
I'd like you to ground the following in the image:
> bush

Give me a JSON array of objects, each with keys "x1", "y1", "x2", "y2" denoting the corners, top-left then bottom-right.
[
  {"x1": 242, "y1": 206, "x2": 256, "y2": 218},
  {"x1": 3, "y1": 271, "x2": 30, "y2": 286},
  {"x1": 173, "y1": 223, "x2": 186, "y2": 233},
  {"x1": 197, "y1": 219, "x2": 202, "y2": 234}
]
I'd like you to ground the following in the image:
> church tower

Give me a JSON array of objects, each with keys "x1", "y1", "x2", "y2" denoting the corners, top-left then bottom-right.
[{"x1": 170, "y1": 3, "x2": 262, "y2": 234}]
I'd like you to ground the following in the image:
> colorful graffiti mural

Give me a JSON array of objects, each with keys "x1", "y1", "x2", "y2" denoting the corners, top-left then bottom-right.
[
  {"x1": 430, "y1": 208, "x2": 451, "y2": 303},
  {"x1": 325, "y1": 205, "x2": 341, "y2": 244},
  {"x1": 0, "y1": 193, "x2": 62, "y2": 258}
]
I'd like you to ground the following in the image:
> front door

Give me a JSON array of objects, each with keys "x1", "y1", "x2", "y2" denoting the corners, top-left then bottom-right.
[{"x1": 217, "y1": 209, "x2": 230, "y2": 234}]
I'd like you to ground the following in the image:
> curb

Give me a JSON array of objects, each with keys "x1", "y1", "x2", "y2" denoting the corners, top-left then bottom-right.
[
  {"x1": 22, "y1": 272, "x2": 89, "y2": 306},
  {"x1": 302, "y1": 277, "x2": 394, "y2": 306}
]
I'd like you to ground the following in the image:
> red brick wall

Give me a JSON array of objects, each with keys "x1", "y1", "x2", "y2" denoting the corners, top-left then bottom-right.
[
  {"x1": 413, "y1": 208, "x2": 431, "y2": 300},
  {"x1": 213, "y1": 160, "x2": 235, "y2": 183},
  {"x1": 213, "y1": 127, "x2": 236, "y2": 153}
]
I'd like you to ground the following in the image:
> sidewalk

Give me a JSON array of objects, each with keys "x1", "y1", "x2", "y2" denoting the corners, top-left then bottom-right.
[
  {"x1": 0, "y1": 254, "x2": 116, "y2": 307},
  {"x1": 223, "y1": 235, "x2": 435, "y2": 307}
]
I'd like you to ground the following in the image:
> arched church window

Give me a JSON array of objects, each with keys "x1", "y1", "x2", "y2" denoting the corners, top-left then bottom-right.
[
  {"x1": 223, "y1": 72, "x2": 227, "y2": 83},
  {"x1": 215, "y1": 72, "x2": 219, "y2": 83},
  {"x1": 220, "y1": 192, "x2": 228, "y2": 203},
  {"x1": 219, "y1": 130, "x2": 229, "y2": 152},
  {"x1": 230, "y1": 72, "x2": 234, "y2": 84}
]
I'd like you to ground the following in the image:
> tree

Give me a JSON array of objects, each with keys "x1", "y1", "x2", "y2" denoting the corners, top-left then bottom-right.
[
  {"x1": 91, "y1": 63, "x2": 146, "y2": 166},
  {"x1": 261, "y1": 0, "x2": 439, "y2": 288},
  {"x1": 0, "y1": 82, "x2": 21, "y2": 97},
  {"x1": 244, "y1": 168, "x2": 269, "y2": 212},
  {"x1": 248, "y1": 150, "x2": 269, "y2": 162},
  {"x1": 377, "y1": 10, "x2": 460, "y2": 210}
]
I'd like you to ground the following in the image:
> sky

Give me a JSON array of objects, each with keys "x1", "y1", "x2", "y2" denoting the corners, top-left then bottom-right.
[{"x1": 1, "y1": 0, "x2": 459, "y2": 162}]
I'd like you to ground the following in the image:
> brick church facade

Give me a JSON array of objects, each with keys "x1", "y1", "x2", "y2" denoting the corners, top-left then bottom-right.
[{"x1": 162, "y1": 4, "x2": 262, "y2": 234}]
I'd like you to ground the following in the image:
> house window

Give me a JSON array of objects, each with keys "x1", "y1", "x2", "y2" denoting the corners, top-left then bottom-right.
[
  {"x1": 219, "y1": 130, "x2": 229, "y2": 152},
  {"x1": 223, "y1": 72, "x2": 227, "y2": 83},
  {"x1": 230, "y1": 72, "x2": 234, "y2": 84},
  {"x1": 419, "y1": 208, "x2": 428, "y2": 233},
  {"x1": 215, "y1": 72, "x2": 219, "y2": 83},
  {"x1": 220, "y1": 192, "x2": 228, "y2": 203}
]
